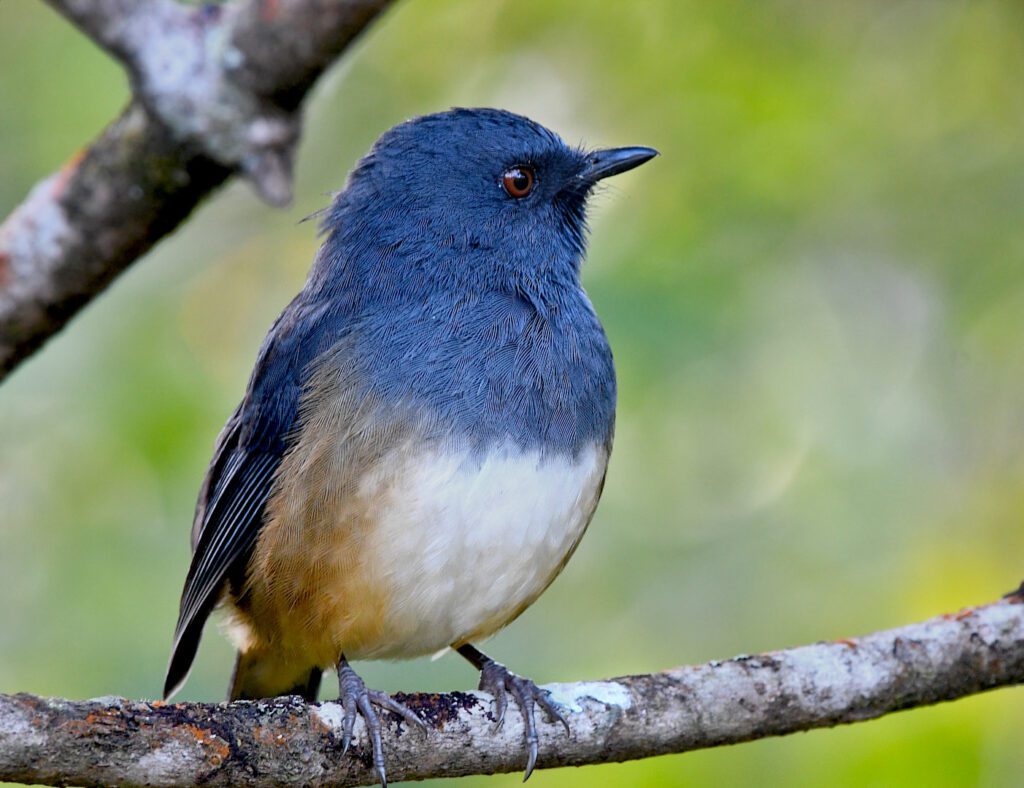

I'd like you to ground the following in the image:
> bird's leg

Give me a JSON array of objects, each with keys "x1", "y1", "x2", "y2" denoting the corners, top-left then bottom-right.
[
  {"x1": 456, "y1": 643, "x2": 569, "y2": 781},
  {"x1": 336, "y1": 655, "x2": 427, "y2": 788}
]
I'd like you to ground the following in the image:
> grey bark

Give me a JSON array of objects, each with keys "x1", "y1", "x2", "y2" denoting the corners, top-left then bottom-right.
[
  {"x1": 1, "y1": 594, "x2": 1022, "y2": 787},
  {"x1": 0, "y1": 0, "x2": 393, "y2": 380}
]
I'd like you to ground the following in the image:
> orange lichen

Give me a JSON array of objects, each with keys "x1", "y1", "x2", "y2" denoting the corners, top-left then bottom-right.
[
  {"x1": 939, "y1": 606, "x2": 979, "y2": 622},
  {"x1": 253, "y1": 723, "x2": 290, "y2": 747},
  {"x1": 63, "y1": 708, "x2": 120, "y2": 736},
  {"x1": 180, "y1": 724, "x2": 231, "y2": 766},
  {"x1": 834, "y1": 638, "x2": 858, "y2": 649},
  {"x1": 62, "y1": 719, "x2": 93, "y2": 737}
]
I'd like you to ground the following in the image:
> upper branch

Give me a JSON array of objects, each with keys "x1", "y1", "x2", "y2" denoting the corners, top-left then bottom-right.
[
  {"x1": 0, "y1": 0, "x2": 392, "y2": 381},
  {"x1": 2, "y1": 594, "x2": 1022, "y2": 787},
  {"x1": 46, "y1": 0, "x2": 391, "y2": 203}
]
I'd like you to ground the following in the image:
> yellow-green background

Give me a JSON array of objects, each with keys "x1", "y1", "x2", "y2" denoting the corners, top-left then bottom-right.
[{"x1": 2, "y1": 1, "x2": 1023, "y2": 785}]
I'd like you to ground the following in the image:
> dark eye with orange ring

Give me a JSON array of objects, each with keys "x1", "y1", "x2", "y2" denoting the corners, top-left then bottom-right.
[{"x1": 501, "y1": 166, "x2": 536, "y2": 198}]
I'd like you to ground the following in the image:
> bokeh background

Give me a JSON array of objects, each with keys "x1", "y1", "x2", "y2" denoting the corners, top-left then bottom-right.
[{"x1": 3, "y1": 1, "x2": 1024, "y2": 785}]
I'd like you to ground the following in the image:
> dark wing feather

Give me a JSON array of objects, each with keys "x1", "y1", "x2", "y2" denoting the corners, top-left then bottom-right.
[
  {"x1": 189, "y1": 403, "x2": 244, "y2": 550},
  {"x1": 164, "y1": 295, "x2": 331, "y2": 699},
  {"x1": 164, "y1": 447, "x2": 280, "y2": 698}
]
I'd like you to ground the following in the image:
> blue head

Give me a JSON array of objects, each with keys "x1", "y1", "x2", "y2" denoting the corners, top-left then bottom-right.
[
  {"x1": 313, "y1": 108, "x2": 657, "y2": 307},
  {"x1": 292, "y1": 109, "x2": 656, "y2": 456}
]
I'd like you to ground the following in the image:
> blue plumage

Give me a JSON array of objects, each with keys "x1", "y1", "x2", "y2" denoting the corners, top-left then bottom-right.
[
  {"x1": 246, "y1": 109, "x2": 616, "y2": 451},
  {"x1": 166, "y1": 107, "x2": 656, "y2": 783},
  {"x1": 305, "y1": 108, "x2": 616, "y2": 453}
]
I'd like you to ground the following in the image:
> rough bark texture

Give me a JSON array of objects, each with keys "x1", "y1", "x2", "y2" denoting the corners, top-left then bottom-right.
[
  {"x1": 2, "y1": 595, "x2": 1022, "y2": 787},
  {"x1": 0, "y1": 0, "x2": 393, "y2": 381}
]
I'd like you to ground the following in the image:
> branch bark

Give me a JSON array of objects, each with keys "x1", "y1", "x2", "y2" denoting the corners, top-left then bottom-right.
[
  {"x1": 2, "y1": 594, "x2": 1022, "y2": 787},
  {"x1": 0, "y1": 0, "x2": 393, "y2": 381}
]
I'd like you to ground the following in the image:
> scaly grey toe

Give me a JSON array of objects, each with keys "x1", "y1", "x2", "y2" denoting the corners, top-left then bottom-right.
[
  {"x1": 337, "y1": 658, "x2": 427, "y2": 788},
  {"x1": 475, "y1": 659, "x2": 570, "y2": 781}
]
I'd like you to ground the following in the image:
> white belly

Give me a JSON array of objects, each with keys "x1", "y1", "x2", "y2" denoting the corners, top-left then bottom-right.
[{"x1": 352, "y1": 441, "x2": 608, "y2": 658}]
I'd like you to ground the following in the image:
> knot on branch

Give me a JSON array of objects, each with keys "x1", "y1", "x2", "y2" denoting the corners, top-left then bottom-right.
[{"x1": 105, "y1": 1, "x2": 303, "y2": 205}]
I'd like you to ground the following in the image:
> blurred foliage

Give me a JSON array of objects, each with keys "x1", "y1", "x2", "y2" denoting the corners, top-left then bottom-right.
[{"x1": 3, "y1": 0, "x2": 1024, "y2": 785}]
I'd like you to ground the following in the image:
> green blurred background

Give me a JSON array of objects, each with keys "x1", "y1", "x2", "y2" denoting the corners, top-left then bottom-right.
[{"x1": 3, "y1": 1, "x2": 1024, "y2": 785}]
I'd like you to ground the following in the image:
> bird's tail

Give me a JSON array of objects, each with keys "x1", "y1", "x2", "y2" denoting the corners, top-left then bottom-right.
[{"x1": 229, "y1": 651, "x2": 323, "y2": 702}]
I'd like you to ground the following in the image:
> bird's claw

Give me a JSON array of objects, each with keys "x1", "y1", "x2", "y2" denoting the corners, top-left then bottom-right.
[
  {"x1": 477, "y1": 659, "x2": 570, "y2": 781},
  {"x1": 337, "y1": 661, "x2": 427, "y2": 787}
]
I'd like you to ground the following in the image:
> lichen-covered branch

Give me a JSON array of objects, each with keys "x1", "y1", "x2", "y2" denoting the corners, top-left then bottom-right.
[
  {"x1": 0, "y1": 0, "x2": 393, "y2": 381},
  {"x1": 2, "y1": 595, "x2": 1022, "y2": 787}
]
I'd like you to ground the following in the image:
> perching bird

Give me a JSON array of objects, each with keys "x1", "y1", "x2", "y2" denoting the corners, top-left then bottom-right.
[{"x1": 164, "y1": 107, "x2": 656, "y2": 783}]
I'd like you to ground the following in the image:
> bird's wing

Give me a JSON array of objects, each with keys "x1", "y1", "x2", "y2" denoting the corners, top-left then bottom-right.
[{"x1": 164, "y1": 298, "x2": 326, "y2": 699}]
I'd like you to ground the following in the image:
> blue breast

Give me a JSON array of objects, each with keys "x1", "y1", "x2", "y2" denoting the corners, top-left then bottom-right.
[
  {"x1": 340, "y1": 285, "x2": 616, "y2": 456},
  {"x1": 239, "y1": 270, "x2": 615, "y2": 471}
]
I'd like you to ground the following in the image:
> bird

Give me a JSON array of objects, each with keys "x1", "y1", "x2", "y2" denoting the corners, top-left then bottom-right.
[{"x1": 164, "y1": 107, "x2": 657, "y2": 784}]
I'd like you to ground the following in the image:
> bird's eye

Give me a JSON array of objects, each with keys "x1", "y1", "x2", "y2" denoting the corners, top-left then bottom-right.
[{"x1": 501, "y1": 166, "x2": 536, "y2": 199}]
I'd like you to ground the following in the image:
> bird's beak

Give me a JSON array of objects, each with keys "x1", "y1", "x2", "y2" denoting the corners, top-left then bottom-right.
[{"x1": 579, "y1": 146, "x2": 659, "y2": 182}]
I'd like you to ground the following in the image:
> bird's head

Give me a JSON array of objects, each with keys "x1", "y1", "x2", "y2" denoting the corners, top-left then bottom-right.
[{"x1": 317, "y1": 108, "x2": 657, "y2": 301}]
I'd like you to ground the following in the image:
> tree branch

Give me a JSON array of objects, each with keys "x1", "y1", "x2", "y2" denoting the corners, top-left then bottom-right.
[
  {"x1": 0, "y1": 0, "x2": 393, "y2": 381},
  {"x1": 2, "y1": 594, "x2": 1022, "y2": 787}
]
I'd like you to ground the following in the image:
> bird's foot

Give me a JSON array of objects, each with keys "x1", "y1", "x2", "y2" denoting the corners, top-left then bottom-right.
[
  {"x1": 475, "y1": 657, "x2": 569, "y2": 781},
  {"x1": 337, "y1": 659, "x2": 427, "y2": 787}
]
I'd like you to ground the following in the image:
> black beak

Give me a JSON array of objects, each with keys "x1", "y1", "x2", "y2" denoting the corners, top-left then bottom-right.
[{"x1": 579, "y1": 146, "x2": 659, "y2": 182}]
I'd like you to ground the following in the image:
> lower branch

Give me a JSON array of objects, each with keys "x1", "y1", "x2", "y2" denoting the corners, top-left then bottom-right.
[{"x1": 2, "y1": 594, "x2": 1022, "y2": 787}]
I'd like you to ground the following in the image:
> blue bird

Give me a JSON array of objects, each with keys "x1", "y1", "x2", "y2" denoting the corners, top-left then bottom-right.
[{"x1": 164, "y1": 107, "x2": 657, "y2": 783}]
